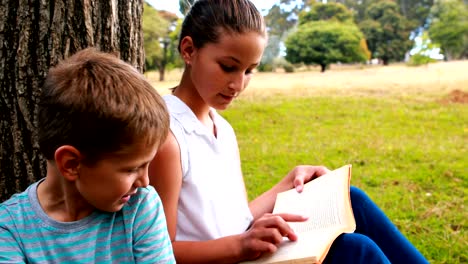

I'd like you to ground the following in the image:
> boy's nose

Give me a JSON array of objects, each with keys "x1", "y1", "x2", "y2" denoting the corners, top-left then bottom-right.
[{"x1": 134, "y1": 172, "x2": 149, "y2": 188}]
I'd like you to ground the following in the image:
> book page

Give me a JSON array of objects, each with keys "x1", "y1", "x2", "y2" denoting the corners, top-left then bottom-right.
[
  {"x1": 273, "y1": 164, "x2": 355, "y2": 234},
  {"x1": 244, "y1": 228, "x2": 342, "y2": 264},
  {"x1": 241, "y1": 165, "x2": 355, "y2": 264}
]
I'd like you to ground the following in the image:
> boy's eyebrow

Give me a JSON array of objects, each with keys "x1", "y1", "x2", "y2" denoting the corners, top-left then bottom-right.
[
  {"x1": 125, "y1": 160, "x2": 151, "y2": 169},
  {"x1": 139, "y1": 159, "x2": 154, "y2": 167}
]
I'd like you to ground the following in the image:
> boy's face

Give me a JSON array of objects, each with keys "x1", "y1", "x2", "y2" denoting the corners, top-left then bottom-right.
[{"x1": 75, "y1": 139, "x2": 158, "y2": 212}]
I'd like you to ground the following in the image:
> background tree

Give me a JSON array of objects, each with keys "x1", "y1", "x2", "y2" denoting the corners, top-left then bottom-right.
[
  {"x1": 166, "y1": 19, "x2": 184, "y2": 70},
  {"x1": 359, "y1": 0, "x2": 413, "y2": 65},
  {"x1": 265, "y1": 4, "x2": 298, "y2": 36},
  {"x1": 261, "y1": 4, "x2": 298, "y2": 71},
  {"x1": 285, "y1": 2, "x2": 369, "y2": 72},
  {"x1": 179, "y1": 0, "x2": 196, "y2": 15},
  {"x1": 299, "y1": 2, "x2": 354, "y2": 23},
  {"x1": 396, "y1": 0, "x2": 434, "y2": 31},
  {"x1": 407, "y1": 31, "x2": 440, "y2": 65},
  {"x1": 428, "y1": 0, "x2": 468, "y2": 60},
  {"x1": 259, "y1": 0, "x2": 318, "y2": 71},
  {"x1": 143, "y1": 3, "x2": 179, "y2": 81},
  {"x1": 330, "y1": 0, "x2": 434, "y2": 31},
  {"x1": 259, "y1": 35, "x2": 282, "y2": 71},
  {"x1": 144, "y1": 3, "x2": 169, "y2": 70},
  {"x1": 285, "y1": 20, "x2": 370, "y2": 72},
  {"x1": 0, "y1": 0, "x2": 144, "y2": 202}
]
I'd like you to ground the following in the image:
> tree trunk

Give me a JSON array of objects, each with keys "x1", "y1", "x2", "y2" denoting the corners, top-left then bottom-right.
[
  {"x1": 0, "y1": 0, "x2": 145, "y2": 202},
  {"x1": 159, "y1": 67, "x2": 165, "y2": 82},
  {"x1": 158, "y1": 39, "x2": 169, "y2": 81},
  {"x1": 320, "y1": 64, "x2": 327, "y2": 73},
  {"x1": 382, "y1": 57, "x2": 389, "y2": 65}
]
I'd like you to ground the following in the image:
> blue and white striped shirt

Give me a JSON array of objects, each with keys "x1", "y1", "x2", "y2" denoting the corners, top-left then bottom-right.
[{"x1": 0, "y1": 180, "x2": 175, "y2": 263}]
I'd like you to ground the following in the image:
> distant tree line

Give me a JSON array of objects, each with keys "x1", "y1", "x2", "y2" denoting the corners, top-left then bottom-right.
[
  {"x1": 261, "y1": 0, "x2": 467, "y2": 72},
  {"x1": 147, "y1": 0, "x2": 467, "y2": 76}
]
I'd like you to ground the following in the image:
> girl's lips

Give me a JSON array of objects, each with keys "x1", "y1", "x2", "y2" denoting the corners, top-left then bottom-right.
[{"x1": 220, "y1": 94, "x2": 235, "y2": 101}]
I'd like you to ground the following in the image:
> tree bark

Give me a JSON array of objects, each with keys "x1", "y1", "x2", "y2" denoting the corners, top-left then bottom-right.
[{"x1": 0, "y1": 0, "x2": 145, "y2": 202}]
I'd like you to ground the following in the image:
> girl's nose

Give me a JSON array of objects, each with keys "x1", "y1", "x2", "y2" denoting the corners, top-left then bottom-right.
[{"x1": 229, "y1": 73, "x2": 245, "y2": 92}]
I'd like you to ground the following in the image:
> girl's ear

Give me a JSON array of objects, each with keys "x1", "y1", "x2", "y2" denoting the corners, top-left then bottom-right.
[
  {"x1": 180, "y1": 36, "x2": 195, "y2": 65},
  {"x1": 54, "y1": 146, "x2": 82, "y2": 181}
]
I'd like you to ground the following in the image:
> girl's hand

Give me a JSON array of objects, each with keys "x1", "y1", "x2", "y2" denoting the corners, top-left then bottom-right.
[
  {"x1": 238, "y1": 213, "x2": 308, "y2": 260},
  {"x1": 284, "y1": 165, "x2": 331, "y2": 193}
]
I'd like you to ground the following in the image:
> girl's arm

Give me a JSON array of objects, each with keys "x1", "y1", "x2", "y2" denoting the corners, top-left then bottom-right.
[
  {"x1": 149, "y1": 132, "x2": 245, "y2": 263},
  {"x1": 149, "y1": 132, "x2": 182, "y2": 239},
  {"x1": 149, "y1": 132, "x2": 302, "y2": 263}
]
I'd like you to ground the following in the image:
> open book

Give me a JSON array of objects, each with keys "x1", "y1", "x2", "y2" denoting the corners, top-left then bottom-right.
[{"x1": 242, "y1": 164, "x2": 355, "y2": 264}]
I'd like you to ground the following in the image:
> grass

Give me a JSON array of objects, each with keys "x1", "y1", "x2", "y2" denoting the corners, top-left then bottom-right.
[{"x1": 150, "y1": 60, "x2": 468, "y2": 263}]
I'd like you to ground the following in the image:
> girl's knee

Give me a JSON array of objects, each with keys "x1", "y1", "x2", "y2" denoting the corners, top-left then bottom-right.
[
  {"x1": 337, "y1": 233, "x2": 376, "y2": 247},
  {"x1": 350, "y1": 186, "x2": 368, "y2": 201},
  {"x1": 350, "y1": 186, "x2": 374, "y2": 208},
  {"x1": 328, "y1": 234, "x2": 390, "y2": 264}
]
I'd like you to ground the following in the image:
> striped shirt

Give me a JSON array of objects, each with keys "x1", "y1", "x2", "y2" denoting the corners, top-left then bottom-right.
[{"x1": 0, "y1": 180, "x2": 175, "y2": 263}]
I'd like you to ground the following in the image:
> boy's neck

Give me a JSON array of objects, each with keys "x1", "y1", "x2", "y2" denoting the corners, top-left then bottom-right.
[{"x1": 37, "y1": 163, "x2": 95, "y2": 222}]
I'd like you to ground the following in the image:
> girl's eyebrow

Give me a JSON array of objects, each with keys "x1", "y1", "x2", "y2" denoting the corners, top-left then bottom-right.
[
  {"x1": 222, "y1": 56, "x2": 260, "y2": 67},
  {"x1": 221, "y1": 56, "x2": 241, "y2": 63}
]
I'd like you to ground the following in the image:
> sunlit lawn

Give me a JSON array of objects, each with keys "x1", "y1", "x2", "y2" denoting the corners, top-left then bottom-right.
[{"x1": 149, "y1": 60, "x2": 468, "y2": 263}]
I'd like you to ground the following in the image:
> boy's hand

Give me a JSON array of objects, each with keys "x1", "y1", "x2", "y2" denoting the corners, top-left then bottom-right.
[{"x1": 238, "y1": 213, "x2": 308, "y2": 260}]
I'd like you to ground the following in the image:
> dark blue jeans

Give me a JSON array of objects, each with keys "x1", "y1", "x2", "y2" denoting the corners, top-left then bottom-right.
[{"x1": 323, "y1": 186, "x2": 429, "y2": 264}]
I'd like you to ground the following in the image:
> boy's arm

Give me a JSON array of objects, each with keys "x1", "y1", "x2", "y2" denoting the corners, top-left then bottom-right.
[
  {"x1": 0, "y1": 208, "x2": 26, "y2": 263},
  {"x1": 132, "y1": 187, "x2": 175, "y2": 263}
]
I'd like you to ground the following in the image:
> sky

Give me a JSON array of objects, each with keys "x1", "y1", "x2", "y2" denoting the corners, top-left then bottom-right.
[{"x1": 146, "y1": 0, "x2": 279, "y2": 16}]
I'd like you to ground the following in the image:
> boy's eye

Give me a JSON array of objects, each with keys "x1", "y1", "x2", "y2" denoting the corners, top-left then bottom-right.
[{"x1": 127, "y1": 167, "x2": 140, "y2": 173}]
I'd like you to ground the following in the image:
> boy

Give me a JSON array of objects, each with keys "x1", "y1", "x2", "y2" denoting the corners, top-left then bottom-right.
[{"x1": 0, "y1": 48, "x2": 175, "y2": 263}]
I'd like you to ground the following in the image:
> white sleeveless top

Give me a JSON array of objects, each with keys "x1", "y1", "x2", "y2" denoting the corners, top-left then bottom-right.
[{"x1": 163, "y1": 95, "x2": 254, "y2": 241}]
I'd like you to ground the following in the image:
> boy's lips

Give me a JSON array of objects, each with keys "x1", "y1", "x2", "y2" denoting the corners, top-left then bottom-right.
[
  {"x1": 124, "y1": 191, "x2": 137, "y2": 197},
  {"x1": 121, "y1": 191, "x2": 137, "y2": 202}
]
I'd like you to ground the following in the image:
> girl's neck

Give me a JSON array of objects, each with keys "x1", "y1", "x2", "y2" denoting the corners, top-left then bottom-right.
[
  {"x1": 174, "y1": 70, "x2": 211, "y2": 120},
  {"x1": 174, "y1": 70, "x2": 217, "y2": 136}
]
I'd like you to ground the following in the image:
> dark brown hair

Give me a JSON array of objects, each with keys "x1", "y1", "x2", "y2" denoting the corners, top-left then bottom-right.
[
  {"x1": 38, "y1": 48, "x2": 169, "y2": 163},
  {"x1": 178, "y1": 0, "x2": 266, "y2": 52}
]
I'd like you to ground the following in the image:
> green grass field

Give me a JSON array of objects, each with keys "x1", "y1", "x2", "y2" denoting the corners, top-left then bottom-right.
[{"x1": 151, "y1": 61, "x2": 468, "y2": 263}]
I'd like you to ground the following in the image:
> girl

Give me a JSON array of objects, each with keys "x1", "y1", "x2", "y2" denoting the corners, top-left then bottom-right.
[{"x1": 149, "y1": 0, "x2": 429, "y2": 263}]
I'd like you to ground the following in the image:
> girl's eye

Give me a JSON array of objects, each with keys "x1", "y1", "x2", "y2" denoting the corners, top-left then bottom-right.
[{"x1": 220, "y1": 64, "x2": 236, "y2": 72}]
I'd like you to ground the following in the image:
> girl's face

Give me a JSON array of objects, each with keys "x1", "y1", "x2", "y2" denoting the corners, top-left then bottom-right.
[{"x1": 186, "y1": 31, "x2": 266, "y2": 110}]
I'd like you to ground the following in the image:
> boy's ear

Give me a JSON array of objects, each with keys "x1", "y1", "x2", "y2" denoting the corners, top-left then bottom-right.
[
  {"x1": 54, "y1": 146, "x2": 82, "y2": 181},
  {"x1": 180, "y1": 36, "x2": 195, "y2": 65}
]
